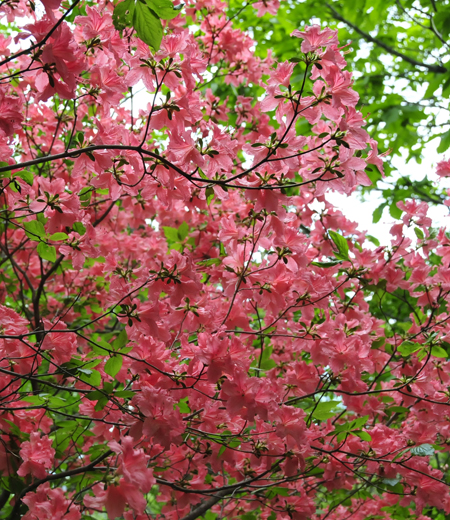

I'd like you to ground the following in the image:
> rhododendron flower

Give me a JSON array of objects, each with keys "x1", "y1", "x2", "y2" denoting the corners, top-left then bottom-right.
[
  {"x1": 0, "y1": 88, "x2": 22, "y2": 137},
  {"x1": 18, "y1": 433, "x2": 55, "y2": 479},
  {"x1": 291, "y1": 25, "x2": 338, "y2": 53},
  {"x1": 437, "y1": 158, "x2": 450, "y2": 177},
  {"x1": 253, "y1": 0, "x2": 280, "y2": 17}
]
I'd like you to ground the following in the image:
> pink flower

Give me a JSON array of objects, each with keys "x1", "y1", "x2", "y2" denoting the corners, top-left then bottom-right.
[
  {"x1": 0, "y1": 88, "x2": 22, "y2": 137},
  {"x1": 291, "y1": 25, "x2": 338, "y2": 53},
  {"x1": 108, "y1": 437, "x2": 155, "y2": 493},
  {"x1": 18, "y1": 433, "x2": 55, "y2": 479},
  {"x1": 253, "y1": 0, "x2": 280, "y2": 17},
  {"x1": 436, "y1": 158, "x2": 450, "y2": 177}
]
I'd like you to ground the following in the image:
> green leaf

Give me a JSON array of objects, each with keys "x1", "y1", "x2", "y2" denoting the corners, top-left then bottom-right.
[
  {"x1": 113, "y1": 329, "x2": 128, "y2": 351},
  {"x1": 144, "y1": 0, "x2": 181, "y2": 19},
  {"x1": 206, "y1": 186, "x2": 215, "y2": 205},
  {"x1": 438, "y1": 130, "x2": 450, "y2": 154},
  {"x1": 114, "y1": 390, "x2": 136, "y2": 398},
  {"x1": 174, "y1": 396, "x2": 191, "y2": 414},
  {"x1": 383, "y1": 477, "x2": 401, "y2": 487},
  {"x1": 197, "y1": 258, "x2": 222, "y2": 267},
  {"x1": 37, "y1": 242, "x2": 57, "y2": 262},
  {"x1": 431, "y1": 346, "x2": 447, "y2": 358},
  {"x1": 266, "y1": 486, "x2": 290, "y2": 499},
  {"x1": 334, "y1": 415, "x2": 369, "y2": 433},
  {"x1": 113, "y1": 0, "x2": 135, "y2": 31},
  {"x1": 73, "y1": 222, "x2": 87, "y2": 235},
  {"x1": 372, "y1": 203, "x2": 386, "y2": 224},
  {"x1": 86, "y1": 390, "x2": 104, "y2": 401},
  {"x1": 328, "y1": 230, "x2": 350, "y2": 261},
  {"x1": 15, "y1": 170, "x2": 34, "y2": 186},
  {"x1": 163, "y1": 226, "x2": 179, "y2": 242},
  {"x1": 389, "y1": 202, "x2": 402, "y2": 220},
  {"x1": 371, "y1": 337, "x2": 385, "y2": 349},
  {"x1": 104, "y1": 355, "x2": 123, "y2": 378},
  {"x1": 410, "y1": 444, "x2": 434, "y2": 457},
  {"x1": 24, "y1": 220, "x2": 45, "y2": 241},
  {"x1": 311, "y1": 400, "x2": 341, "y2": 420},
  {"x1": 397, "y1": 341, "x2": 422, "y2": 357},
  {"x1": 388, "y1": 406, "x2": 409, "y2": 414},
  {"x1": 366, "y1": 235, "x2": 380, "y2": 246},
  {"x1": 414, "y1": 227, "x2": 424, "y2": 240},
  {"x1": 352, "y1": 430, "x2": 372, "y2": 442},
  {"x1": 94, "y1": 396, "x2": 109, "y2": 411},
  {"x1": 311, "y1": 260, "x2": 342, "y2": 268},
  {"x1": 49, "y1": 232, "x2": 68, "y2": 241},
  {"x1": 178, "y1": 221, "x2": 189, "y2": 241},
  {"x1": 133, "y1": 1, "x2": 163, "y2": 51},
  {"x1": 79, "y1": 369, "x2": 102, "y2": 387}
]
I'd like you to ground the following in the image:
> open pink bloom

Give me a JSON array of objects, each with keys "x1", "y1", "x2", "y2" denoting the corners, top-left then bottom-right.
[
  {"x1": 291, "y1": 25, "x2": 338, "y2": 53},
  {"x1": 253, "y1": 0, "x2": 280, "y2": 17},
  {"x1": 23, "y1": 482, "x2": 80, "y2": 520},
  {"x1": 108, "y1": 437, "x2": 155, "y2": 493},
  {"x1": 437, "y1": 158, "x2": 450, "y2": 177},
  {"x1": 18, "y1": 433, "x2": 55, "y2": 479},
  {"x1": 0, "y1": 88, "x2": 22, "y2": 137}
]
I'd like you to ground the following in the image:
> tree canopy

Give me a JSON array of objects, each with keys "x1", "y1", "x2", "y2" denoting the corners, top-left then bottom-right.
[
  {"x1": 0, "y1": 1, "x2": 450, "y2": 520},
  {"x1": 231, "y1": 0, "x2": 450, "y2": 216}
]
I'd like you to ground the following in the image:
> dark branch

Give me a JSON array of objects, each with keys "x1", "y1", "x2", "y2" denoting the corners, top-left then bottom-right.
[
  {"x1": 326, "y1": 4, "x2": 447, "y2": 73},
  {"x1": 180, "y1": 490, "x2": 230, "y2": 520}
]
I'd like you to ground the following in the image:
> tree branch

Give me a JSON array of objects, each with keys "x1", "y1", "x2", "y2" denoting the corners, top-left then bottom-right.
[
  {"x1": 0, "y1": 0, "x2": 82, "y2": 68},
  {"x1": 326, "y1": 4, "x2": 447, "y2": 73},
  {"x1": 180, "y1": 490, "x2": 230, "y2": 520},
  {"x1": 9, "y1": 450, "x2": 112, "y2": 520}
]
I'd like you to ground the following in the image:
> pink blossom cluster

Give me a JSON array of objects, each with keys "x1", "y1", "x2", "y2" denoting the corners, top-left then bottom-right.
[{"x1": 0, "y1": 1, "x2": 449, "y2": 519}]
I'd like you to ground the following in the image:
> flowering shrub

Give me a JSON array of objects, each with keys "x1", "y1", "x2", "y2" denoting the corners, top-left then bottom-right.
[{"x1": 0, "y1": 1, "x2": 449, "y2": 519}]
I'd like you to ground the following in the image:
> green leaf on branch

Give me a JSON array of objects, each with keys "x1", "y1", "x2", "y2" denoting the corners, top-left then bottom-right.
[
  {"x1": 333, "y1": 415, "x2": 369, "y2": 442},
  {"x1": 414, "y1": 227, "x2": 424, "y2": 240},
  {"x1": 431, "y1": 345, "x2": 447, "y2": 358},
  {"x1": 49, "y1": 232, "x2": 68, "y2": 241},
  {"x1": 372, "y1": 203, "x2": 386, "y2": 224},
  {"x1": 104, "y1": 355, "x2": 123, "y2": 378},
  {"x1": 144, "y1": 0, "x2": 181, "y2": 19},
  {"x1": 78, "y1": 368, "x2": 102, "y2": 387},
  {"x1": 178, "y1": 221, "x2": 189, "y2": 240},
  {"x1": 437, "y1": 130, "x2": 450, "y2": 154},
  {"x1": 397, "y1": 341, "x2": 422, "y2": 357},
  {"x1": 206, "y1": 186, "x2": 215, "y2": 205},
  {"x1": 174, "y1": 396, "x2": 191, "y2": 414},
  {"x1": 134, "y1": 1, "x2": 163, "y2": 51},
  {"x1": 197, "y1": 258, "x2": 222, "y2": 267},
  {"x1": 311, "y1": 260, "x2": 342, "y2": 268},
  {"x1": 24, "y1": 220, "x2": 45, "y2": 241},
  {"x1": 389, "y1": 202, "x2": 402, "y2": 220},
  {"x1": 366, "y1": 235, "x2": 380, "y2": 246},
  {"x1": 265, "y1": 487, "x2": 290, "y2": 499},
  {"x1": 37, "y1": 242, "x2": 57, "y2": 262},
  {"x1": 410, "y1": 444, "x2": 434, "y2": 457},
  {"x1": 328, "y1": 230, "x2": 350, "y2": 261},
  {"x1": 113, "y1": 0, "x2": 179, "y2": 51},
  {"x1": 310, "y1": 400, "x2": 341, "y2": 420},
  {"x1": 352, "y1": 430, "x2": 372, "y2": 442},
  {"x1": 113, "y1": 329, "x2": 128, "y2": 351},
  {"x1": 112, "y1": 0, "x2": 135, "y2": 31},
  {"x1": 15, "y1": 170, "x2": 34, "y2": 186}
]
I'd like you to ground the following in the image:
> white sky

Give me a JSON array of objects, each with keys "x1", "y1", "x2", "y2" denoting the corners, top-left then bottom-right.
[{"x1": 328, "y1": 137, "x2": 450, "y2": 244}]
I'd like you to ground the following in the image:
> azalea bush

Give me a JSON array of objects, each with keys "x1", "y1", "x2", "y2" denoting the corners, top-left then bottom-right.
[{"x1": 1, "y1": 0, "x2": 450, "y2": 519}]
